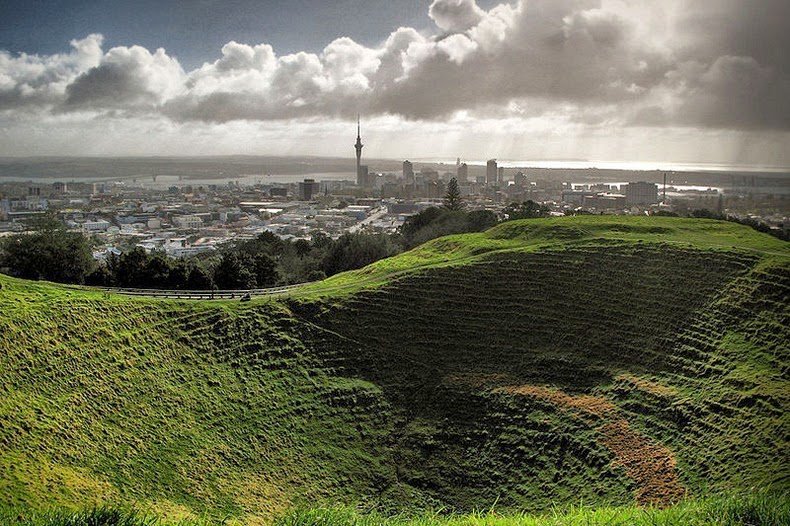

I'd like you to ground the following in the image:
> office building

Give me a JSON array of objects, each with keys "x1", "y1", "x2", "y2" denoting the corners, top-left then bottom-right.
[
  {"x1": 403, "y1": 160, "x2": 414, "y2": 184},
  {"x1": 486, "y1": 159, "x2": 497, "y2": 185},
  {"x1": 624, "y1": 182, "x2": 659, "y2": 205},
  {"x1": 298, "y1": 179, "x2": 320, "y2": 201},
  {"x1": 457, "y1": 162, "x2": 468, "y2": 183}
]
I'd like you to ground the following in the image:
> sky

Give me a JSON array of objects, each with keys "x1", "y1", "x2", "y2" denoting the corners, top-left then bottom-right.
[{"x1": 0, "y1": 0, "x2": 789, "y2": 168}]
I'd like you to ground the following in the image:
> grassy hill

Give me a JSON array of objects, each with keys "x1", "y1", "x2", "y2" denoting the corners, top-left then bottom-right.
[{"x1": 1, "y1": 216, "x2": 788, "y2": 524}]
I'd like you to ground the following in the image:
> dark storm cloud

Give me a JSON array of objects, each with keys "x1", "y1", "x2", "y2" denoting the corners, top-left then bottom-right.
[
  {"x1": 0, "y1": 0, "x2": 788, "y2": 131},
  {"x1": 675, "y1": 0, "x2": 790, "y2": 74}
]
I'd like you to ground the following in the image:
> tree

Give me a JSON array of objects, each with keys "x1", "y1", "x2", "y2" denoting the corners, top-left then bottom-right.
[
  {"x1": 0, "y1": 222, "x2": 95, "y2": 284},
  {"x1": 251, "y1": 253, "x2": 278, "y2": 287},
  {"x1": 292, "y1": 239, "x2": 312, "y2": 257},
  {"x1": 503, "y1": 200, "x2": 550, "y2": 220},
  {"x1": 85, "y1": 263, "x2": 113, "y2": 286},
  {"x1": 146, "y1": 252, "x2": 173, "y2": 288},
  {"x1": 444, "y1": 177, "x2": 463, "y2": 211},
  {"x1": 115, "y1": 247, "x2": 152, "y2": 287},
  {"x1": 466, "y1": 210, "x2": 498, "y2": 232},
  {"x1": 690, "y1": 208, "x2": 723, "y2": 220},
  {"x1": 311, "y1": 232, "x2": 332, "y2": 250},
  {"x1": 401, "y1": 207, "x2": 445, "y2": 242},
  {"x1": 186, "y1": 262, "x2": 214, "y2": 290},
  {"x1": 167, "y1": 259, "x2": 191, "y2": 289},
  {"x1": 321, "y1": 233, "x2": 398, "y2": 276},
  {"x1": 400, "y1": 206, "x2": 501, "y2": 249},
  {"x1": 214, "y1": 252, "x2": 255, "y2": 289}
]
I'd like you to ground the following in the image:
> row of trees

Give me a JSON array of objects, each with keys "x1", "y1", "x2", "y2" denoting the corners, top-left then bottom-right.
[
  {"x1": 0, "y1": 222, "x2": 402, "y2": 290},
  {"x1": 80, "y1": 231, "x2": 400, "y2": 290}
]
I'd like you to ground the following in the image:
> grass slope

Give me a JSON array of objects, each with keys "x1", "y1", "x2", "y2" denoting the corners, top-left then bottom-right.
[
  {"x1": 1, "y1": 216, "x2": 788, "y2": 523},
  {"x1": 0, "y1": 282, "x2": 395, "y2": 522},
  {"x1": 295, "y1": 216, "x2": 789, "y2": 297}
]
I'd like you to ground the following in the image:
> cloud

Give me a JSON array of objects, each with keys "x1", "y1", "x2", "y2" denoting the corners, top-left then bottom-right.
[
  {"x1": 0, "y1": 0, "x2": 788, "y2": 132},
  {"x1": 64, "y1": 45, "x2": 185, "y2": 111},
  {"x1": 638, "y1": 55, "x2": 790, "y2": 130},
  {"x1": 0, "y1": 34, "x2": 103, "y2": 110},
  {"x1": 429, "y1": 0, "x2": 485, "y2": 33}
]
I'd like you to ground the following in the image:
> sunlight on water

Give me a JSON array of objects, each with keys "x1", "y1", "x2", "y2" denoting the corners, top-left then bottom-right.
[{"x1": 428, "y1": 160, "x2": 790, "y2": 173}]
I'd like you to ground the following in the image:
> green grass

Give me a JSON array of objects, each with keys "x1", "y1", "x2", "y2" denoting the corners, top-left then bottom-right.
[
  {"x1": 5, "y1": 492, "x2": 784, "y2": 526},
  {"x1": 1, "y1": 216, "x2": 788, "y2": 524},
  {"x1": 294, "y1": 216, "x2": 790, "y2": 298},
  {"x1": 274, "y1": 492, "x2": 790, "y2": 526},
  {"x1": 0, "y1": 505, "x2": 213, "y2": 526},
  {"x1": 0, "y1": 277, "x2": 396, "y2": 522}
]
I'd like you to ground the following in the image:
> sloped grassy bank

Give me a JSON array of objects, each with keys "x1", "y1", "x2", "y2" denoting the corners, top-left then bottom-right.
[{"x1": 1, "y1": 217, "x2": 788, "y2": 524}]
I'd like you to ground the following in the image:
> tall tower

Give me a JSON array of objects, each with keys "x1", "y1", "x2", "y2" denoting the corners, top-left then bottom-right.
[{"x1": 355, "y1": 115, "x2": 365, "y2": 186}]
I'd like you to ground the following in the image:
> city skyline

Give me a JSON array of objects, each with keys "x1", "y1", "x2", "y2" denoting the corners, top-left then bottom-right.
[{"x1": 0, "y1": 0, "x2": 788, "y2": 168}]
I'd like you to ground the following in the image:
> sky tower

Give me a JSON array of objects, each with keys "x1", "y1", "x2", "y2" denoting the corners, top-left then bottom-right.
[{"x1": 355, "y1": 115, "x2": 365, "y2": 186}]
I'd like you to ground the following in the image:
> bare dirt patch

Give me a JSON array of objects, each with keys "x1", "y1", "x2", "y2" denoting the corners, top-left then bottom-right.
[
  {"x1": 614, "y1": 373, "x2": 679, "y2": 398},
  {"x1": 499, "y1": 383, "x2": 685, "y2": 507},
  {"x1": 600, "y1": 420, "x2": 686, "y2": 506},
  {"x1": 498, "y1": 384, "x2": 617, "y2": 418}
]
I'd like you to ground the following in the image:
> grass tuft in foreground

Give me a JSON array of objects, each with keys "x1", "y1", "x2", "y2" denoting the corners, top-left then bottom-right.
[
  {"x1": 274, "y1": 492, "x2": 790, "y2": 526},
  {"x1": 3, "y1": 493, "x2": 787, "y2": 525},
  {"x1": 0, "y1": 506, "x2": 171, "y2": 526}
]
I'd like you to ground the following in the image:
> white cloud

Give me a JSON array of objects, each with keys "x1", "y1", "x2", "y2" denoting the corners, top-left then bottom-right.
[{"x1": 0, "y1": 34, "x2": 103, "y2": 110}]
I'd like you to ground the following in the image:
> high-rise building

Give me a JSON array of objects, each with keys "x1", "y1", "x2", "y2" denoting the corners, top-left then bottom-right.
[
  {"x1": 624, "y1": 181, "x2": 659, "y2": 205},
  {"x1": 486, "y1": 159, "x2": 497, "y2": 185},
  {"x1": 355, "y1": 116, "x2": 365, "y2": 187},
  {"x1": 298, "y1": 179, "x2": 320, "y2": 201},
  {"x1": 497, "y1": 167, "x2": 505, "y2": 183},
  {"x1": 358, "y1": 165, "x2": 369, "y2": 187},
  {"x1": 514, "y1": 171, "x2": 526, "y2": 187},
  {"x1": 403, "y1": 160, "x2": 414, "y2": 183},
  {"x1": 457, "y1": 162, "x2": 468, "y2": 183}
]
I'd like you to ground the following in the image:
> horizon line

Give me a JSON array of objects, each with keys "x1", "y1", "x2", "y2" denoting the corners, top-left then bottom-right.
[{"x1": 0, "y1": 154, "x2": 788, "y2": 174}]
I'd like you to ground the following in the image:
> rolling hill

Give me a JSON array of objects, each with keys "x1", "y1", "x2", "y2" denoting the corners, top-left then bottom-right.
[{"x1": 1, "y1": 216, "x2": 788, "y2": 524}]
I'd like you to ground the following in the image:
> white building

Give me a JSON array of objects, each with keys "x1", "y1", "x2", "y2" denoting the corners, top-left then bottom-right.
[
  {"x1": 173, "y1": 215, "x2": 204, "y2": 230},
  {"x1": 82, "y1": 219, "x2": 111, "y2": 232}
]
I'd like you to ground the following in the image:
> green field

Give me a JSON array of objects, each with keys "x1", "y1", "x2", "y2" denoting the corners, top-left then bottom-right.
[{"x1": 1, "y1": 216, "x2": 788, "y2": 524}]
